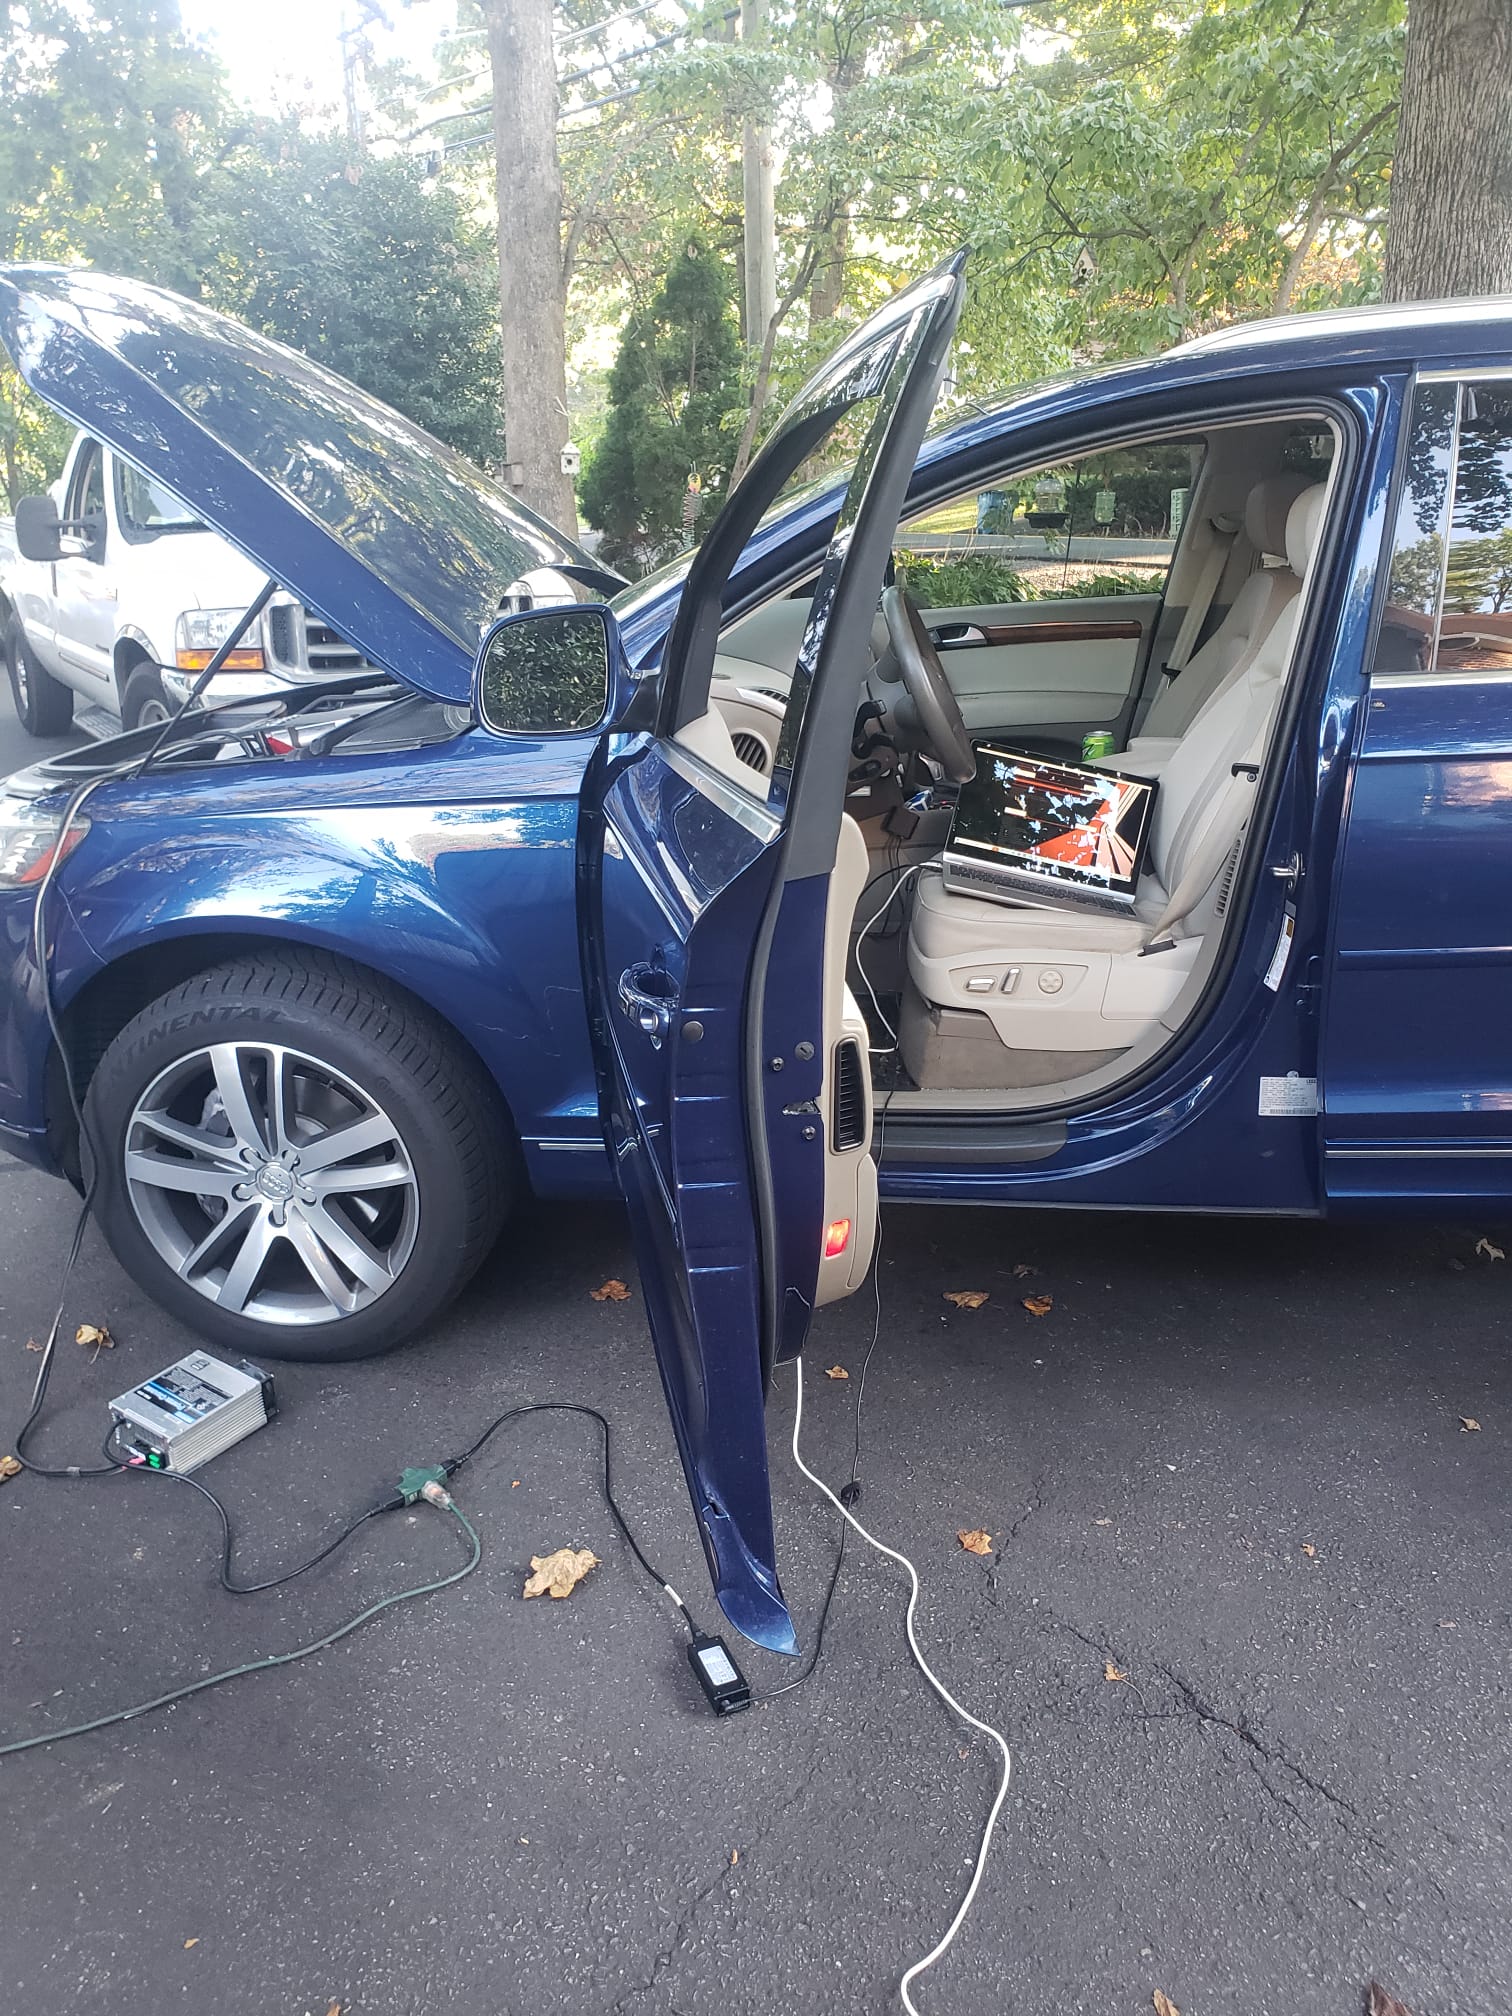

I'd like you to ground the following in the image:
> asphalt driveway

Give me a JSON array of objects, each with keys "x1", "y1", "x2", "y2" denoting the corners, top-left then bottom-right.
[
  {"x1": 1, "y1": 690, "x2": 1510, "y2": 2016},
  {"x1": 3, "y1": 1159, "x2": 1510, "y2": 2016}
]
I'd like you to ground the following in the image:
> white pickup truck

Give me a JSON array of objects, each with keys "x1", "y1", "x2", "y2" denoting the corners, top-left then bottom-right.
[{"x1": 1, "y1": 430, "x2": 370, "y2": 736}]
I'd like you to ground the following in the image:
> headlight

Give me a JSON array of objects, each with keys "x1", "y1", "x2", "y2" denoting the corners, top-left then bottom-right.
[
  {"x1": 0, "y1": 797, "x2": 90, "y2": 888},
  {"x1": 175, "y1": 609, "x2": 265, "y2": 673}
]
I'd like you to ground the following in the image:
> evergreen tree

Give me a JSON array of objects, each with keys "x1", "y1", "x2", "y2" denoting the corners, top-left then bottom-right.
[{"x1": 580, "y1": 246, "x2": 743, "y2": 571}]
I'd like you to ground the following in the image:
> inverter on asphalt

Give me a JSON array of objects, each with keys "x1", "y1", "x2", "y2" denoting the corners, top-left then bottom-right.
[{"x1": 108, "y1": 1352, "x2": 276, "y2": 1473}]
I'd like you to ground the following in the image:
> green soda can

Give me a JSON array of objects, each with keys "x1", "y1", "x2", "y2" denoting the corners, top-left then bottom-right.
[{"x1": 1082, "y1": 730, "x2": 1116, "y2": 762}]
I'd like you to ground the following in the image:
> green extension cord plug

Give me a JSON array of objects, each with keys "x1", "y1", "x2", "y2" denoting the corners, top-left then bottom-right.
[{"x1": 397, "y1": 1464, "x2": 449, "y2": 1505}]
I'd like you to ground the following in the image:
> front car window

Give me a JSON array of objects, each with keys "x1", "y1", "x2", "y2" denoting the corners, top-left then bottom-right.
[{"x1": 68, "y1": 440, "x2": 106, "y2": 524}]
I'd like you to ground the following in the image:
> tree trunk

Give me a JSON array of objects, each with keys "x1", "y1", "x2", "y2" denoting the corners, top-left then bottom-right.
[
  {"x1": 809, "y1": 209, "x2": 849, "y2": 324},
  {"x1": 1383, "y1": 0, "x2": 1512, "y2": 301},
  {"x1": 486, "y1": 0, "x2": 578, "y2": 534}
]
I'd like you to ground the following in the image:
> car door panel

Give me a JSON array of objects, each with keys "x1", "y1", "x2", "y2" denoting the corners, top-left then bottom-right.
[
  {"x1": 580, "y1": 259, "x2": 966, "y2": 1650},
  {"x1": 915, "y1": 591, "x2": 1163, "y2": 739}
]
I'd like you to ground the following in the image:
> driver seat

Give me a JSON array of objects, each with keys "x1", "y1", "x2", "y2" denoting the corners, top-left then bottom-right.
[{"x1": 902, "y1": 482, "x2": 1326, "y2": 1089}]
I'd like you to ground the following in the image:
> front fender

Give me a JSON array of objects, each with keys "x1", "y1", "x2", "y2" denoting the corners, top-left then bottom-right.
[{"x1": 56, "y1": 777, "x2": 609, "y2": 1192}]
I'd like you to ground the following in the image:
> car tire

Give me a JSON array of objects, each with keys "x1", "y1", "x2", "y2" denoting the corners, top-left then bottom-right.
[
  {"x1": 85, "y1": 951, "x2": 516, "y2": 1363},
  {"x1": 5, "y1": 615, "x2": 74, "y2": 736},
  {"x1": 121, "y1": 662, "x2": 173, "y2": 731}
]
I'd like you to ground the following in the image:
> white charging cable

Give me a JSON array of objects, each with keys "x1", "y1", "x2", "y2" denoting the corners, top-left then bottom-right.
[
  {"x1": 789, "y1": 1353, "x2": 1013, "y2": 2012},
  {"x1": 855, "y1": 861, "x2": 920, "y2": 1052}
]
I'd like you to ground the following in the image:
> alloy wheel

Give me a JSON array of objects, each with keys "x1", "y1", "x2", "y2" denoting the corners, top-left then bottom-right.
[{"x1": 123, "y1": 1041, "x2": 420, "y2": 1326}]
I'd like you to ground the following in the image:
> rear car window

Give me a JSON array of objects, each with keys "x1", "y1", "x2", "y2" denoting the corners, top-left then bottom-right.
[{"x1": 1375, "y1": 379, "x2": 1512, "y2": 677}]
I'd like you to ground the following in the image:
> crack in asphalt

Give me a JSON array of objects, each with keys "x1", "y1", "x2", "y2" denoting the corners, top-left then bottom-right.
[
  {"x1": 1149, "y1": 1662, "x2": 1391, "y2": 1858},
  {"x1": 606, "y1": 1849, "x2": 742, "y2": 2014}
]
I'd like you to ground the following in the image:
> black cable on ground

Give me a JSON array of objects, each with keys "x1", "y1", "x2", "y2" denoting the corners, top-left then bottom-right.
[
  {"x1": 104, "y1": 1424, "x2": 405, "y2": 1595},
  {"x1": 764, "y1": 1099, "x2": 891, "y2": 1705},
  {"x1": 14, "y1": 771, "x2": 123, "y2": 1481},
  {"x1": 442, "y1": 1400, "x2": 699, "y2": 1635}
]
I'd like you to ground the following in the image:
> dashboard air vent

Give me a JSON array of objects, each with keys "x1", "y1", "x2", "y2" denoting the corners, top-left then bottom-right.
[{"x1": 731, "y1": 730, "x2": 770, "y2": 773}]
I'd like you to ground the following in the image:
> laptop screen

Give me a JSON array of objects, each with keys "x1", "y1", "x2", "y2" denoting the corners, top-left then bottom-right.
[{"x1": 947, "y1": 745, "x2": 1159, "y2": 900}]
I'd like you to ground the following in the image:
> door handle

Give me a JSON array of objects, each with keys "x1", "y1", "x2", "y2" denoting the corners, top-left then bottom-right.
[{"x1": 617, "y1": 964, "x2": 678, "y2": 1048}]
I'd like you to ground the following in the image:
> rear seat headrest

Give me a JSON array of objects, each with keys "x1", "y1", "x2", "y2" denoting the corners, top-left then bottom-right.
[
  {"x1": 1243, "y1": 474, "x2": 1312, "y2": 560},
  {"x1": 1284, "y1": 483, "x2": 1328, "y2": 579}
]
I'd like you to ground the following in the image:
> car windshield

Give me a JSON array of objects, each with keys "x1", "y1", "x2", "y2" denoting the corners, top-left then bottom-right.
[{"x1": 116, "y1": 462, "x2": 203, "y2": 535}]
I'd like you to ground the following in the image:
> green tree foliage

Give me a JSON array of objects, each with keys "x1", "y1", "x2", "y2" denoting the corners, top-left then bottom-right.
[
  {"x1": 579, "y1": 244, "x2": 744, "y2": 566},
  {"x1": 199, "y1": 133, "x2": 504, "y2": 464},
  {"x1": 943, "y1": 0, "x2": 1405, "y2": 361},
  {"x1": 0, "y1": 0, "x2": 225, "y2": 503},
  {"x1": 0, "y1": 4, "x2": 503, "y2": 501}
]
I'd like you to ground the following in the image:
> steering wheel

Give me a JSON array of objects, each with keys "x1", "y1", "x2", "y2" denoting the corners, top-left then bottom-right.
[{"x1": 880, "y1": 585, "x2": 976, "y2": 784}]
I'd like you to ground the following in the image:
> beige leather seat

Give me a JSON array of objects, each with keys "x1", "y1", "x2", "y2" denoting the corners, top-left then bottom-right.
[
  {"x1": 1113, "y1": 472, "x2": 1312, "y2": 775},
  {"x1": 904, "y1": 482, "x2": 1326, "y2": 1084}
]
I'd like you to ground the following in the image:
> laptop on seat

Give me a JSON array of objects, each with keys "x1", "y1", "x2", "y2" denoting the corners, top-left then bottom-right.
[{"x1": 941, "y1": 743, "x2": 1160, "y2": 916}]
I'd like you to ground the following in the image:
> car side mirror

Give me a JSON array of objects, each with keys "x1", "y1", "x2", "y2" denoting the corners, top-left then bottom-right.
[
  {"x1": 474, "y1": 604, "x2": 615, "y2": 737},
  {"x1": 14, "y1": 493, "x2": 102, "y2": 563}
]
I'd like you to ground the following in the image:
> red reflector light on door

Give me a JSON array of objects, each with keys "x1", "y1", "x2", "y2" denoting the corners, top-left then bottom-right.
[{"x1": 824, "y1": 1217, "x2": 852, "y2": 1258}]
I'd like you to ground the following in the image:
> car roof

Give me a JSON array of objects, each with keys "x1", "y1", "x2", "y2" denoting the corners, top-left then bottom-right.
[{"x1": 1171, "y1": 295, "x2": 1512, "y2": 363}]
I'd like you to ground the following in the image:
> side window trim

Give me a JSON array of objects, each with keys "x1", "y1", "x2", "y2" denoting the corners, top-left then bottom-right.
[{"x1": 1428, "y1": 385, "x2": 1465, "y2": 672}]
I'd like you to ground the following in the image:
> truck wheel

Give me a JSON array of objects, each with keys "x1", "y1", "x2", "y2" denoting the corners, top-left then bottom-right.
[
  {"x1": 5, "y1": 616, "x2": 74, "y2": 736},
  {"x1": 85, "y1": 952, "x2": 516, "y2": 1363},
  {"x1": 121, "y1": 662, "x2": 173, "y2": 731}
]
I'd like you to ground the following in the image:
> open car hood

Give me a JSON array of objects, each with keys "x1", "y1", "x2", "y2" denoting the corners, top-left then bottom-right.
[{"x1": 0, "y1": 266, "x2": 624, "y2": 704}]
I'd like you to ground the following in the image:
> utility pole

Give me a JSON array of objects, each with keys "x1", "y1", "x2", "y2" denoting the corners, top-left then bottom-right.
[
  {"x1": 740, "y1": 0, "x2": 776, "y2": 345},
  {"x1": 486, "y1": 0, "x2": 579, "y2": 533}
]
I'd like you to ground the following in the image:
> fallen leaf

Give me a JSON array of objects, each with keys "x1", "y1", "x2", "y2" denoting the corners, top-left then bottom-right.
[
  {"x1": 74, "y1": 1322, "x2": 113, "y2": 1349},
  {"x1": 183, "y1": 1938, "x2": 198, "y2": 1950},
  {"x1": 523, "y1": 1547, "x2": 599, "y2": 1599},
  {"x1": 1011, "y1": 1262, "x2": 1037, "y2": 1279},
  {"x1": 590, "y1": 1279, "x2": 631, "y2": 1302},
  {"x1": 825, "y1": 1364, "x2": 850, "y2": 1380},
  {"x1": 1153, "y1": 1995, "x2": 1181, "y2": 2016},
  {"x1": 957, "y1": 1528, "x2": 993, "y2": 1555},
  {"x1": 1301, "y1": 1542, "x2": 1318, "y2": 1558},
  {"x1": 1460, "y1": 1416, "x2": 1482, "y2": 1432},
  {"x1": 1367, "y1": 1984, "x2": 1414, "y2": 2016},
  {"x1": 511, "y1": 1480, "x2": 521, "y2": 1489},
  {"x1": 1475, "y1": 1237, "x2": 1504, "y2": 1262},
  {"x1": 943, "y1": 1290, "x2": 989, "y2": 1309},
  {"x1": 0, "y1": 1455, "x2": 21, "y2": 1485},
  {"x1": 1021, "y1": 1294, "x2": 1054, "y2": 1317},
  {"x1": 1104, "y1": 1660, "x2": 1128, "y2": 1683},
  {"x1": 23, "y1": 1336, "x2": 41, "y2": 1352},
  {"x1": 1093, "y1": 1517, "x2": 1113, "y2": 1527},
  {"x1": 326, "y1": 2004, "x2": 343, "y2": 2016}
]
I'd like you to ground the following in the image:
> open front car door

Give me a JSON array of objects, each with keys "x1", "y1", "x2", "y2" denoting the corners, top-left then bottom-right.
[{"x1": 578, "y1": 257, "x2": 967, "y2": 1651}]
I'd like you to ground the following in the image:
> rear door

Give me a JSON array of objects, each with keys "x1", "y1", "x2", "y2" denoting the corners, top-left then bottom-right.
[
  {"x1": 583, "y1": 258, "x2": 966, "y2": 1651},
  {"x1": 1322, "y1": 374, "x2": 1512, "y2": 1204}
]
